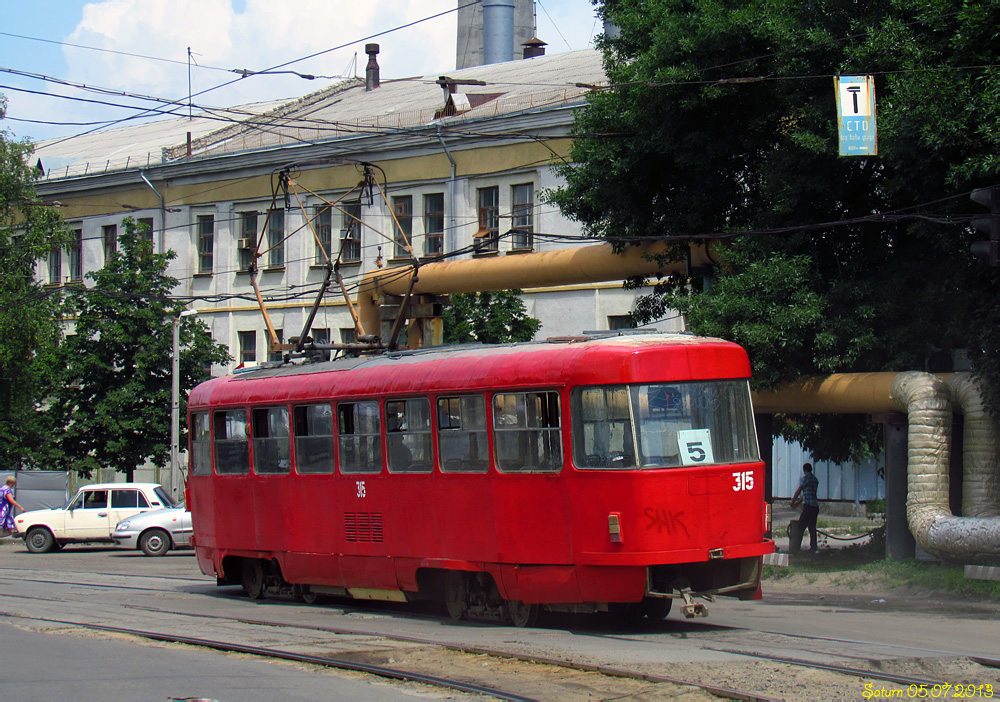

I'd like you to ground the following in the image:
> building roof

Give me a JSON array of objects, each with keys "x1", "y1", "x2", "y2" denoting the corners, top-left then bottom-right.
[{"x1": 34, "y1": 50, "x2": 605, "y2": 182}]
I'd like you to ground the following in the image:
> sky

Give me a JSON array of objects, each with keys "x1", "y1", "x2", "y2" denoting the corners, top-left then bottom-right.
[{"x1": 0, "y1": 0, "x2": 603, "y2": 145}]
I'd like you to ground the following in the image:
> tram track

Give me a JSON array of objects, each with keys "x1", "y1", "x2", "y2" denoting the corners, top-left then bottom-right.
[
  {"x1": 1, "y1": 611, "x2": 768, "y2": 701},
  {"x1": 1, "y1": 562, "x2": 996, "y2": 700},
  {"x1": 122, "y1": 601, "x2": 971, "y2": 693}
]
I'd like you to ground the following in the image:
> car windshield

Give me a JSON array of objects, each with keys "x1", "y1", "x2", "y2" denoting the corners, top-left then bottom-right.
[{"x1": 154, "y1": 486, "x2": 178, "y2": 508}]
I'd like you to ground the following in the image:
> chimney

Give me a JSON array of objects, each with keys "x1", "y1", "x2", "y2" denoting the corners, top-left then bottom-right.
[
  {"x1": 365, "y1": 43, "x2": 380, "y2": 91},
  {"x1": 483, "y1": 0, "x2": 515, "y2": 65},
  {"x1": 522, "y1": 37, "x2": 547, "y2": 59}
]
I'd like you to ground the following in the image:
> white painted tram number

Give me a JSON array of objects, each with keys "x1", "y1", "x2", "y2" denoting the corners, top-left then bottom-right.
[
  {"x1": 732, "y1": 471, "x2": 754, "y2": 492},
  {"x1": 356, "y1": 481, "x2": 366, "y2": 498}
]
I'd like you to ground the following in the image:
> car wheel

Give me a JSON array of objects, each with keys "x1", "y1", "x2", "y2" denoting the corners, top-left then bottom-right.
[
  {"x1": 242, "y1": 558, "x2": 265, "y2": 599},
  {"x1": 139, "y1": 529, "x2": 171, "y2": 557},
  {"x1": 25, "y1": 527, "x2": 55, "y2": 554}
]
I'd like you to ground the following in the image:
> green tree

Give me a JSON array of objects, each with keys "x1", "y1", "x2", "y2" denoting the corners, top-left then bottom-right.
[
  {"x1": 52, "y1": 218, "x2": 231, "y2": 480},
  {"x1": 551, "y1": 0, "x2": 1000, "y2": 460},
  {"x1": 443, "y1": 290, "x2": 542, "y2": 344},
  {"x1": 0, "y1": 96, "x2": 66, "y2": 470}
]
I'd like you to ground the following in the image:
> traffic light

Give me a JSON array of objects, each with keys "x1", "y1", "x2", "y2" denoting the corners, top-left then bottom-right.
[{"x1": 970, "y1": 186, "x2": 999, "y2": 266}]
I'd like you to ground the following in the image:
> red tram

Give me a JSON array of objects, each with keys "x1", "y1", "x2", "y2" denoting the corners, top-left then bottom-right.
[{"x1": 186, "y1": 333, "x2": 773, "y2": 625}]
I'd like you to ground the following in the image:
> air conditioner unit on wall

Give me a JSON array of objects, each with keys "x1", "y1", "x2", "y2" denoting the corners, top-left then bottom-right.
[{"x1": 238, "y1": 238, "x2": 256, "y2": 250}]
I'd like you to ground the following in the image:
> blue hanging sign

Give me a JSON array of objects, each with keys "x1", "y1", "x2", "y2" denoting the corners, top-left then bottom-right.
[{"x1": 836, "y1": 75, "x2": 877, "y2": 156}]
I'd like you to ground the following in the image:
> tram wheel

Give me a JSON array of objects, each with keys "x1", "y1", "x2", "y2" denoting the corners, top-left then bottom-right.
[
  {"x1": 139, "y1": 529, "x2": 171, "y2": 557},
  {"x1": 241, "y1": 559, "x2": 265, "y2": 599},
  {"x1": 295, "y1": 585, "x2": 320, "y2": 605},
  {"x1": 505, "y1": 599, "x2": 539, "y2": 628},
  {"x1": 636, "y1": 596, "x2": 671, "y2": 620},
  {"x1": 444, "y1": 572, "x2": 467, "y2": 620}
]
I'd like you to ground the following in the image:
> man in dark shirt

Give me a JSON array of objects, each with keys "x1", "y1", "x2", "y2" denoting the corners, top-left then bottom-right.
[{"x1": 791, "y1": 462, "x2": 820, "y2": 552}]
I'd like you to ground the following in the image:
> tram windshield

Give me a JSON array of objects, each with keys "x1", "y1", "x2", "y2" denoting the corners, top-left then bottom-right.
[{"x1": 570, "y1": 380, "x2": 758, "y2": 470}]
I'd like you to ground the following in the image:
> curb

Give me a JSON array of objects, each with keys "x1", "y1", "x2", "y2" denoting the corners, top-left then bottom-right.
[{"x1": 763, "y1": 552, "x2": 789, "y2": 567}]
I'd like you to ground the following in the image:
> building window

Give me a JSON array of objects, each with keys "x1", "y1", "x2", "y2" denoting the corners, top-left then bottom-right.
[
  {"x1": 197, "y1": 215, "x2": 214, "y2": 274},
  {"x1": 311, "y1": 328, "x2": 330, "y2": 345},
  {"x1": 424, "y1": 193, "x2": 445, "y2": 257},
  {"x1": 69, "y1": 229, "x2": 83, "y2": 282},
  {"x1": 392, "y1": 196, "x2": 412, "y2": 259},
  {"x1": 138, "y1": 217, "x2": 155, "y2": 250},
  {"x1": 239, "y1": 212, "x2": 258, "y2": 271},
  {"x1": 103, "y1": 224, "x2": 117, "y2": 263},
  {"x1": 340, "y1": 328, "x2": 356, "y2": 344},
  {"x1": 314, "y1": 205, "x2": 332, "y2": 264},
  {"x1": 238, "y1": 331, "x2": 256, "y2": 365},
  {"x1": 475, "y1": 186, "x2": 499, "y2": 253},
  {"x1": 341, "y1": 203, "x2": 361, "y2": 262},
  {"x1": 47, "y1": 245, "x2": 61, "y2": 285},
  {"x1": 268, "y1": 329, "x2": 283, "y2": 363},
  {"x1": 267, "y1": 209, "x2": 284, "y2": 268},
  {"x1": 511, "y1": 183, "x2": 534, "y2": 250}
]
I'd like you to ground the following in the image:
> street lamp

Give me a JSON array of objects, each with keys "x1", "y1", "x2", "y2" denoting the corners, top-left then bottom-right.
[{"x1": 171, "y1": 309, "x2": 198, "y2": 500}]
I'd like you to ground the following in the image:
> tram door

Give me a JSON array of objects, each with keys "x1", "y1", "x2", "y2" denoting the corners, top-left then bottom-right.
[{"x1": 491, "y1": 391, "x2": 572, "y2": 563}]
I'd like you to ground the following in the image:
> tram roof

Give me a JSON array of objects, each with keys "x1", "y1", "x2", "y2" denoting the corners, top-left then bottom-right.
[{"x1": 190, "y1": 333, "x2": 750, "y2": 408}]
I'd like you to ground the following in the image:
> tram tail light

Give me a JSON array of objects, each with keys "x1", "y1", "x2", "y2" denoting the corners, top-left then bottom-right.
[
  {"x1": 765, "y1": 502, "x2": 772, "y2": 537},
  {"x1": 608, "y1": 512, "x2": 622, "y2": 544}
]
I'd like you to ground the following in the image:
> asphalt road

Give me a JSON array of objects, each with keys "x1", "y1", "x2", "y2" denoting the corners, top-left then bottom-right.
[{"x1": 0, "y1": 537, "x2": 998, "y2": 700}]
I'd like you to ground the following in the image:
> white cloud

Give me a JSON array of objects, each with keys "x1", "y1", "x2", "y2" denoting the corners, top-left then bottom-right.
[{"x1": 64, "y1": 0, "x2": 458, "y2": 109}]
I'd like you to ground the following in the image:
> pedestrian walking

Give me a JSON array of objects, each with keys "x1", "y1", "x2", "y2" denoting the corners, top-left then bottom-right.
[
  {"x1": 791, "y1": 463, "x2": 820, "y2": 552},
  {"x1": 0, "y1": 476, "x2": 25, "y2": 537}
]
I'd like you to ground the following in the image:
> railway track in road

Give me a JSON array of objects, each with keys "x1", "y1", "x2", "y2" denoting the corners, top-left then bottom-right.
[{"x1": 1, "y1": 563, "x2": 997, "y2": 700}]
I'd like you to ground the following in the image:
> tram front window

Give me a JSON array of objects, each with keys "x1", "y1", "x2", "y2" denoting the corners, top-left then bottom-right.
[{"x1": 571, "y1": 381, "x2": 758, "y2": 470}]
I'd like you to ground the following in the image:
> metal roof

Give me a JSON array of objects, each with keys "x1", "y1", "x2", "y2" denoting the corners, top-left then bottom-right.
[{"x1": 33, "y1": 50, "x2": 605, "y2": 182}]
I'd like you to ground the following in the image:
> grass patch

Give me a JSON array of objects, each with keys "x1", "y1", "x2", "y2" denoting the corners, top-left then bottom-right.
[{"x1": 765, "y1": 555, "x2": 1000, "y2": 601}]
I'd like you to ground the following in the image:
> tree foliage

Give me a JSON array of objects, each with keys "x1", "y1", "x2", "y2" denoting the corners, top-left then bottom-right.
[
  {"x1": 52, "y1": 219, "x2": 231, "y2": 480},
  {"x1": 443, "y1": 290, "x2": 542, "y2": 344},
  {"x1": 551, "y1": 0, "x2": 1000, "y2": 460},
  {"x1": 0, "y1": 96, "x2": 66, "y2": 470}
]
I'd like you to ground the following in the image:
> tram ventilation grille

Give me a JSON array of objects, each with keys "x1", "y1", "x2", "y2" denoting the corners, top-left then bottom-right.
[{"x1": 344, "y1": 512, "x2": 384, "y2": 542}]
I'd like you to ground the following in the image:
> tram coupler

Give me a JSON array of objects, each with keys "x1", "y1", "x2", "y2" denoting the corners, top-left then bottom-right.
[{"x1": 679, "y1": 588, "x2": 709, "y2": 619}]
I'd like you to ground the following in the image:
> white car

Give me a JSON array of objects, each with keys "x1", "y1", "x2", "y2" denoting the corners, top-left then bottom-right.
[
  {"x1": 112, "y1": 506, "x2": 192, "y2": 556},
  {"x1": 16, "y1": 483, "x2": 177, "y2": 553}
]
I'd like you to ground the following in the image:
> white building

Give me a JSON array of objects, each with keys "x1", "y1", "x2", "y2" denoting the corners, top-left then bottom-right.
[{"x1": 33, "y1": 46, "x2": 675, "y2": 371}]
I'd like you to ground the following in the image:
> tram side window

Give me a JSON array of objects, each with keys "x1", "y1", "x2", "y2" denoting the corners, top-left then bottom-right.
[
  {"x1": 493, "y1": 391, "x2": 562, "y2": 473},
  {"x1": 571, "y1": 386, "x2": 637, "y2": 469},
  {"x1": 214, "y1": 409, "x2": 250, "y2": 475},
  {"x1": 293, "y1": 403, "x2": 334, "y2": 474},
  {"x1": 190, "y1": 412, "x2": 212, "y2": 476},
  {"x1": 252, "y1": 406, "x2": 291, "y2": 474},
  {"x1": 338, "y1": 401, "x2": 382, "y2": 474},
  {"x1": 386, "y1": 398, "x2": 432, "y2": 473},
  {"x1": 438, "y1": 395, "x2": 489, "y2": 473}
]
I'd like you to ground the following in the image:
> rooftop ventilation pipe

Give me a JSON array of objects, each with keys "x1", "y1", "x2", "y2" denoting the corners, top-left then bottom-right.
[
  {"x1": 483, "y1": 0, "x2": 515, "y2": 65},
  {"x1": 365, "y1": 43, "x2": 380, "y2": 91},
  {"x1": 522, "y1": 37, "x2": 547, "y2": 59}
]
